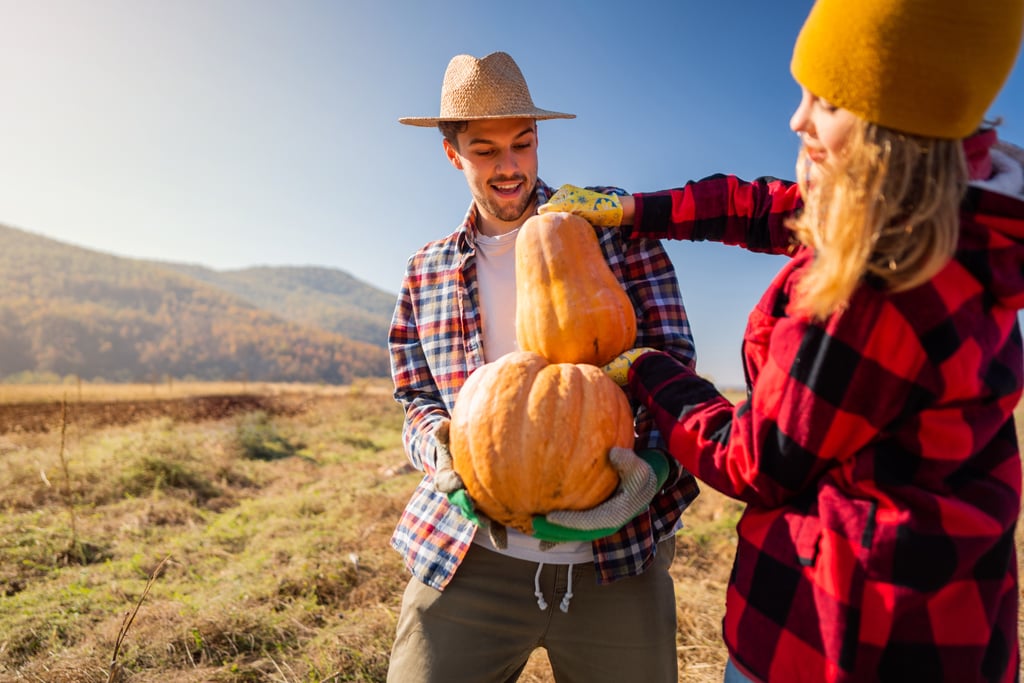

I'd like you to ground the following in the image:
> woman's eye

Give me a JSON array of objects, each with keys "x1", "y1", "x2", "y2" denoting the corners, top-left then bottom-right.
[{"x1": 817, "y1": 97, "x2": 839, "y2": 113}]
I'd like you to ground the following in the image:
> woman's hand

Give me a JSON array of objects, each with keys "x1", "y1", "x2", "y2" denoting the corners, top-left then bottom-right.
[{"x1": 538, "y1": 184, "x2": 625, "y2": 227}]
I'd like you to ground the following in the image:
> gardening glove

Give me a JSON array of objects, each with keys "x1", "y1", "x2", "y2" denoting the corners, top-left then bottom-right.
[
  {"x1": 538, "y1": 184, "x2": 623, "y2": 227},
  {"x1": 601, "y1": 347, "x2": 659, "y2": 386},
  {"x1": 430, "y1": 421, "x2": 464, "y2": 494},
  {"x1": 432, "y1": 422, "x2": 509, "y2": 549},
  {"x1": 447, "y1": 488, "x2": 509, "y2": 549},
  {"x1": 531, "y1": 448, "x2": 670, "y2": 543}
]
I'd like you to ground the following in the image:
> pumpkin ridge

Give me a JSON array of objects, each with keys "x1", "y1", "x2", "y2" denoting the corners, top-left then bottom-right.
[
  {"x1": 449, "y1": 351, "x2": 633, "y2": 534},
  {"x1": 450, "y1": 364, "x2": 509, "y2": 521},
  {"x1": 537, "y1": 362, "x2": 580, "y2": 511}
]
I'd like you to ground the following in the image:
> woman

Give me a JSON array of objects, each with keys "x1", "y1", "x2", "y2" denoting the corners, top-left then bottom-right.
[{"x1": 540, "y1": 0, "x2": 1024, "y2": 680}]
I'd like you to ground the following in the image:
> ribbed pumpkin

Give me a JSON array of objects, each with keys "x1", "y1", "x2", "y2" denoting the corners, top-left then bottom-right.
[
  {"x1": 449, "y1": 350, "x2": 635, "y2": 534},
  {"x1": 515, "y1": 211, "x2": 637, "y2": 367}
]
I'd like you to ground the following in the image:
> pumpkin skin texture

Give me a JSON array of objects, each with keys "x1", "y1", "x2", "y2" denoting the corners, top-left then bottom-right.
[
  {"x1": 449, "y1": 351, "x2": 635, "y2": 534},
  {"x1": 515, "y1": 211, "x2": 638, "y2": 367}
]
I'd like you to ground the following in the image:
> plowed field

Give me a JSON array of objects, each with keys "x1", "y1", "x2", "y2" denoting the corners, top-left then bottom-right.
[{"x1": 0, "y1": 394, "x2": 301, "y2": 434}]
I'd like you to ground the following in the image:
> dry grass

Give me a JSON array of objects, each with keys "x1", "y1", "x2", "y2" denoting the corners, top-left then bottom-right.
[
  {"x1": 0, "y1": 378, "x2": 394, "y2": 404},
  {"x1": 0, "y1": 385, "x2": 1019, "y2": 682}
]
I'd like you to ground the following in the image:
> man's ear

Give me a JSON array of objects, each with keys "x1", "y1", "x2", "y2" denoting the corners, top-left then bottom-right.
[{"x1": 443, "y1": 139, "x2": 463, "y2": 170}]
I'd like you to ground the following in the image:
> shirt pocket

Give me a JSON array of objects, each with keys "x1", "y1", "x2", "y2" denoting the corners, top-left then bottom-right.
[
  {"x1": 796, "y1": 487, "x2": 879, "y2": 575},
  {"x1": 795, "y1": 514, "x2": 822, "y2": 567}
]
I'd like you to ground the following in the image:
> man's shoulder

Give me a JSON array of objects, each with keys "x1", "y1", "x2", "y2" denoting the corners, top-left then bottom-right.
[
  {"x1": 410, "y1": 226, "x2": 465, "y2": 255},
  {"x1": 404, "y1": 228, "x2": 466, "y2": 272}
]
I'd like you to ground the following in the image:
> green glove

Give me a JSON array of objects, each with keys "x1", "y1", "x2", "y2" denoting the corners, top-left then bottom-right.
[
  {"x1": 447, "y1": 488, "x2": 508, "y2": 549},
  {"x1": 538, "y1": 184, "x2": 623, "y2": 227},
  {"x1": 530, "y1": 448, "x2": 670, "y2": 542},
  {"x1": 433, "y1": 421, "x2": 509, "y2": 549},
  {"x1": 601, "y1": 347, "x2": 659, "y2": 386}
]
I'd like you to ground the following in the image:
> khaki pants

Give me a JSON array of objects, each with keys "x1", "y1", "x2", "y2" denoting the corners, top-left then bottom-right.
[{"x1": 387, "y1": 538, "x2": 679, "y2": 683}]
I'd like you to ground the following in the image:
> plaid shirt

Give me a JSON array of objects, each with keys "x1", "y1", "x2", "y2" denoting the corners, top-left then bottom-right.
[
  {"x1": 629, "y1": 175, "x2": 1023, "y2": 682},
  {"x1": 388, "y1": 180, "x2": 699, "y2": 590}
]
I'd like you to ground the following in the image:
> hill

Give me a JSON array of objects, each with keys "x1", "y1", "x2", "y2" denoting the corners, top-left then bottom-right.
[
  {"x1": 158, "y1": 263, "x2": 395, "y2": 347},
  {"x1": 0, "y1": 224, "x2": 392, "y2": 383}
]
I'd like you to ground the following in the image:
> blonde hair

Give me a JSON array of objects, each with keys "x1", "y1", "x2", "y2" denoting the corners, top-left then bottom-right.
[{"x1": 787, "y1": 119, "x2": 967, "y2": 320}]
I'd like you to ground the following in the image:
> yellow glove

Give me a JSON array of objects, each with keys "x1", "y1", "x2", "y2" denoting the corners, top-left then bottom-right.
[
  {"x1": 538, "y1": 184, "x2": 623, "y2": 227},
  {"x1": 601, "y1": 347, "x2": 658, "y2": 386}
]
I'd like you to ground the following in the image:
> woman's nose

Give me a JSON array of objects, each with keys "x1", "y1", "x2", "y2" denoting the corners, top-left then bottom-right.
[{"x1": 790, "y1": 90, "x2": 813, "y2": 134}]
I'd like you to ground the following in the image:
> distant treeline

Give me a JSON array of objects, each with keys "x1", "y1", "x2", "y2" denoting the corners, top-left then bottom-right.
[{"x1": 0, "y1": 224, "x2": 394, "y2": 383}]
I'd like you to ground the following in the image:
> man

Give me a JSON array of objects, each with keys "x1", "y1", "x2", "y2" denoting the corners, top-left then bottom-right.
[{"x1": 387, "y1": 51, "x2": 699, "y2": 683}]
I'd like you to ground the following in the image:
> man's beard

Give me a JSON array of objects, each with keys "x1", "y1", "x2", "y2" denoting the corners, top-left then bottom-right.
[{"x1": 478, "y1": 178, "x2": 536, "y2": 223}]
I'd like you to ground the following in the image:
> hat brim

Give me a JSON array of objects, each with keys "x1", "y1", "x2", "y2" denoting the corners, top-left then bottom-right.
[{"x1": 399, "y1": 109, "x2": 576, "y2": 127}]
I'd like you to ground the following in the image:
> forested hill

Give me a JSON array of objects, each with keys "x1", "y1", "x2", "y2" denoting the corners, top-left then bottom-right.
[
  {"x1": 158, "y1": 263, "x2": 395, "y2": 348},
  {"x1": 0, "y1": 224, "x2": 394, "y2": 383}
]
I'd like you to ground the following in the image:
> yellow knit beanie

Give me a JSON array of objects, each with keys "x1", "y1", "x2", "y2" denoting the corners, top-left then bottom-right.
[{"x1": 791, "y1": 0, "x2": 1024, "y2": 139}]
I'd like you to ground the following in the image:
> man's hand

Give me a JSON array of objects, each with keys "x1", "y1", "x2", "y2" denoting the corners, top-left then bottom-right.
[
  {"x1": 531, "y1": 448, "x2": 670, "y2": 542},
  {"x1": 432, "y1": 422, "x2": 508, "y2": 548},
  {"x1": 431, "y1": 421, "x2": 464, "y2": 494},
  {"x1": 538, "y1": 184, "x2": 623, "y2": 227},
  {"x1": 601, "y1": 347, "x2": 659, "y2": 386}
]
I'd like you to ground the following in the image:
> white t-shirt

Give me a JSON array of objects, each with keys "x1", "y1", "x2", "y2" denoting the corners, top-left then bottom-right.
[
  {"x1": 474, "y1": 229, "x2": 520, "y2": 362},
  {"x1": 472, "y1": 228, "x2": 594, "y2": 564}
]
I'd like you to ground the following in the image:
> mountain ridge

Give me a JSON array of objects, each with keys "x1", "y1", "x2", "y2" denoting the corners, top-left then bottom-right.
[{"x1": 0, "y1": 223, "x2": 394, "y2": 383}]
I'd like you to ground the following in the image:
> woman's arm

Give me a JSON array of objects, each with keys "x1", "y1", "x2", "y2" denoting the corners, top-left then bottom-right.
[
  {"x1": 631, "y1": 174, "x2": 802, "y2": 255},
  {"x1": 625, "y1": 288, "x2": 927, "y2": 507},
  {"x1": 540, "y1": 176, "x2": 803, "y2": 254}
]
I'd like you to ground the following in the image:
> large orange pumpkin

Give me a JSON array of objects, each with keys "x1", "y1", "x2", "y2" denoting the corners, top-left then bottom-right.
[
  {"x1": 449, "y1": 351, "x2": 635, "y2": 534},
  {"x1": 515, "y1": 211, "x2": 638, "y2": 367}
]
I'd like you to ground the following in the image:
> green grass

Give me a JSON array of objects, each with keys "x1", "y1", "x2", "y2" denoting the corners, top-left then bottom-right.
[{"x1": 0, "y1": 389, "x2": 408, "y2": 682}]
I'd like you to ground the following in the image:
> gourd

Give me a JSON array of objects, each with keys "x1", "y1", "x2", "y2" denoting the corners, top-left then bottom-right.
[
  {"x1": 515, "y1": 211, "x2": 637, "y2": 367},
  {"x1": 449, "y1": 350, "x2": 635, "y2": 534}
]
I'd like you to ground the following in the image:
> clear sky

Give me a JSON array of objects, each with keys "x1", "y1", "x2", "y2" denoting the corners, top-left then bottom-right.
[{"x1": 1, "y1": 1, "x2": 1021, "y2": 388}]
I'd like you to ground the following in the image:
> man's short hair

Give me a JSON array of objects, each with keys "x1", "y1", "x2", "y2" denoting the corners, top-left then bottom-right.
[{"x1": 438, "y1": 121, "x2": 469, "y2": 149}]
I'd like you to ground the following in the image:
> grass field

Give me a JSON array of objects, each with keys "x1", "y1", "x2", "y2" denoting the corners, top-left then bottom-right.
[{"x1": 0, "y1": 383, "x2": 1020, "y2": 682}]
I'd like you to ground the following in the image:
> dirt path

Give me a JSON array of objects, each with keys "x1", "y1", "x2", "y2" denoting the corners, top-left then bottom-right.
[{"x1": 0, "y1": 394, "x2": 299, "y2": 433}]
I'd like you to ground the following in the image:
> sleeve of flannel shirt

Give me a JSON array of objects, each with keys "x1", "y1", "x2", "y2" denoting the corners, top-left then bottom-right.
[
  {"x1": 630, "y1": 174, "x2": 802, "y2": 254},
  {"x1": 388, "y1": 270, "x2": 449, "y2": 476},
  {"x1": 626, "y1": 293, "x2": 929, "y2": 507},
  {"x1": 621, "y1": 235, "x2": 695, "y2": 363}
]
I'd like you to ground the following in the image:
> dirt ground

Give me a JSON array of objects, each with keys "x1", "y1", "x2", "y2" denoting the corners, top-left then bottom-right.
[{"x1": 0, "y1": 394, "x2": 305, "y2": 434}]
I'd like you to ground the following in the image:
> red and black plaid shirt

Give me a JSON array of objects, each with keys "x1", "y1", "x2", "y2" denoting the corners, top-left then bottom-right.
[{"x1": 628, "y1": 175, "x2": 1023, "y2": 682}]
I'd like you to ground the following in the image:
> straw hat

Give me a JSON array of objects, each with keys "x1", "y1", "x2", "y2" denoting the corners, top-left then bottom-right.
[{"x1": 399, "y1": 51, "x2": 575, "y2": 127}]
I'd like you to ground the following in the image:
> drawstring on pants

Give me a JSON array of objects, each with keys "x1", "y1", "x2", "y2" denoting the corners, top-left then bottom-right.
[
  {"x1": 533, "y1": 563, "x2": 548, "y2": 610},
  {"x1": 532, "y1": 562, "x2": 575, "y2": 613},
  {"x1": 559, "y1": 565, "x2": 574, "y2": 613}
]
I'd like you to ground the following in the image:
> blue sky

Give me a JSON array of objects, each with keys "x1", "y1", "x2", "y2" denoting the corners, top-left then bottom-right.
[{"x1": 1, "y1": 1, "x2": 1021, "y2": 387}]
